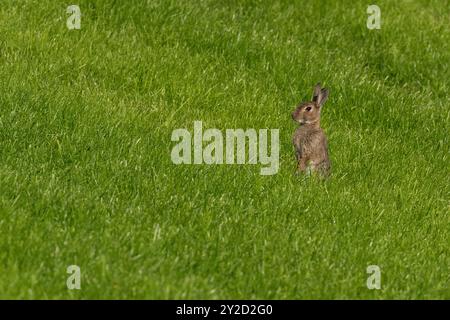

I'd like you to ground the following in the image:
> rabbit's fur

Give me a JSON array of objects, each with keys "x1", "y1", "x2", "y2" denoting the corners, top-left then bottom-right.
[{"x1": 292, "y1": 83, "x2": 331, "y2": 176}]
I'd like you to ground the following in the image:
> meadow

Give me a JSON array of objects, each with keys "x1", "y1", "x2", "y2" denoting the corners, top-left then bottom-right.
[{"x1": 0, "y1": 0, "x2": 448, "y2": 299}]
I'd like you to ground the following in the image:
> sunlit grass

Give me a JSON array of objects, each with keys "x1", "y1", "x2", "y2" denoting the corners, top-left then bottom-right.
[{"x1": 0, "y1": 0, "x2": 448, "y2": 299}]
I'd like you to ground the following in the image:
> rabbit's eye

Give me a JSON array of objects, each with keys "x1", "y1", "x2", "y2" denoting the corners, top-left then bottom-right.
[{"x1": 305, "y1": 107, "x2": 312, "y2": 111}]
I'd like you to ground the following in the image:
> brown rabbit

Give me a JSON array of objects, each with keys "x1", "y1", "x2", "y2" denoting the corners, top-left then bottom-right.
[{"x1": 292, "y1": 83, "x2": 331, "y2": 176}]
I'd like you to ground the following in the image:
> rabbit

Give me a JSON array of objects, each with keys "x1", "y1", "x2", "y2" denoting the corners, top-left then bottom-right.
[{"x1": 292, "y1": 83, "x2": 331, "y2": 176}]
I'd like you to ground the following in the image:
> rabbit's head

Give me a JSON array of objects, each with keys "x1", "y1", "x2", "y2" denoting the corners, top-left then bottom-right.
[{"x1": 292, "y1": 83, "x2": 329, "y2": 125}]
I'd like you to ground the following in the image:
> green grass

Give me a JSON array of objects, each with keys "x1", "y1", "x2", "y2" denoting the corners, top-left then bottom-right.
[{"x1": 0, "y1": 0, "x2": 449, "y2": 299}]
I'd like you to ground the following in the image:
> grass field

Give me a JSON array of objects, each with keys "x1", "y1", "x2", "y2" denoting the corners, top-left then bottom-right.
[{"x1": 0, "y1": 0, "x2": 449, "y2": 299}]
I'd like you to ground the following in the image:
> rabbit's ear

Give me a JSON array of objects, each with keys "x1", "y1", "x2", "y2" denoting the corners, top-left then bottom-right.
[
  {"x1": 317, "y1": 88, "x2": 329, "y2": 107},
  {"x1": 312, "y1": 83, "x2": 322, "y2": 103}
]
